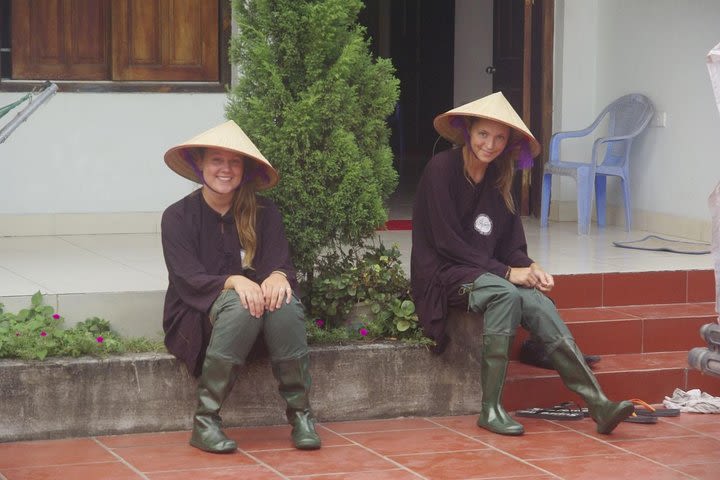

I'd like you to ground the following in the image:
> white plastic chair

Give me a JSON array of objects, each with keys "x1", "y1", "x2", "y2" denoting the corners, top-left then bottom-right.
[{"x1": 540, "y1": 94, "x2": 654, "y2": 234}]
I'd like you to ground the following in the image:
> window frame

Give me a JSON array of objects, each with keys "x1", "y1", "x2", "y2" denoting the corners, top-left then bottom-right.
[{"x1": 0, "y1": 0, "x2": 232, "y2": 93}]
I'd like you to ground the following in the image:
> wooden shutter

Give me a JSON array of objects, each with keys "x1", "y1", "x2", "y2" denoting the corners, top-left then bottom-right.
[
  {"x1": 112, "y1": 0, "x2": 219, "y2": 82},
  {"x1": 11, "y1": 0, "x2": 110, "y2": 80}
]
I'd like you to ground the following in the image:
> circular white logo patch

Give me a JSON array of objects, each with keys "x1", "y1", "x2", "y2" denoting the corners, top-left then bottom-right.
[{"x1": 474, "y1": 214, "x2": 493, "y2": 235}]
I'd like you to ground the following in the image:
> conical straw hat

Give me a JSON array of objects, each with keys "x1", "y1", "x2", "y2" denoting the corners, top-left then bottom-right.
[
  {"x1": 433, "y1": 92, "x2": 541, "y2": 157},
  {"x1": 164, "y1": 120, "x2": 278, "y2": 190}
]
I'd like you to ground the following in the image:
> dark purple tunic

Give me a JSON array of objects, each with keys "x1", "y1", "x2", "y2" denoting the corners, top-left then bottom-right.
[
  {"x1": 410, "y1": 148, "x2": 533, "y2": 351},
  {"x1": 161, "y1": 190, "x2": 297, "y2": 376}
]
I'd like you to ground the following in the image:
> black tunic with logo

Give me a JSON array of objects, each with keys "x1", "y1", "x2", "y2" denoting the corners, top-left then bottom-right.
[{"x1": 410, "y1": 147, "x2": 533, "y2": 351}]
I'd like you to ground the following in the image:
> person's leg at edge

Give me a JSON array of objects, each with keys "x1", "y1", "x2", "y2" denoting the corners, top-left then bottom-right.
[
  {"x1": 461, "y1": 273, "x2": 524, "y2": 435},
  {"x1": 517, "y1": 288, "x2": 633, "y2": 434},
  {"x1": 264, "y1": 295, "x2": 321, "y2": 450},
  {"x1": 191, "y1": 289, "x2": 264, "y2": 453}
]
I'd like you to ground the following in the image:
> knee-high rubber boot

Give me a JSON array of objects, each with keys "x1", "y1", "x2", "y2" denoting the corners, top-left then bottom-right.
[
  {"x1": 189, "y1": 356, "x2": 240, "y2": 453},
  {"x1": 548, "y1": 339, "x2": 633, "y2": 434},
  {"x1": 476, "y1": 335, "x2": 525, "y2": 436},
  {"x1": 271, "y1": 354, "x2": 321, "y2": 450}
]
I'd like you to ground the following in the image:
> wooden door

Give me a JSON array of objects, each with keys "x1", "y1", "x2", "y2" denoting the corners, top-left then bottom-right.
[
  {"x1": 492, "y1": 0, "x2": 553, "y2": 217},
  {"x1": 111, "y1": 0, "x2": 218, "y2": 81},
  {"x1": 492, "y1": 0, "x2": 525, "y2": 112},
  {"x1": 11, "y1": 0, "x2": 110, "y2": 80},
  {"x1": 492, "y1": 0, "x2": 531, "y2": 215}
]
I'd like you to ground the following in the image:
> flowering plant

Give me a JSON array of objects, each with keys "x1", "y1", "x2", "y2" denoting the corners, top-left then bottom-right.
[
  {"x1": 0, "y1": 291, "x2": 164, "y2": 360},
  {"x1": 304, "y1": 242, "x2": 431, "y2": 345}
]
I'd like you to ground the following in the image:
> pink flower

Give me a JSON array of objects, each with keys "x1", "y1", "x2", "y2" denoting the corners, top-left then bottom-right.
[
  {"x1": 52, "y1": 314, "x2": 60, "y2": 319},
  {"x1": 96, "y1": 336, "x2": 104, "y2": 343},
  {"x1": 359, "y1": 328, "x2": 368, "y2": 337},
  {"x1": 315, "y1": 319, "x2": 325, "y2": 328},
  {"x1": 15, "y1": 332, "x2": 20, "y2": 336},
  {"x1": 40, "y1": 331, "x2": 47, "y2": 337}
]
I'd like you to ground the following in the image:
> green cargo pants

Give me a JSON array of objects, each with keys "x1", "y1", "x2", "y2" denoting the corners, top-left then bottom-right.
[
  {"x1": 207, "y1": 289, "x2": 308, "y2": 363},
  {"x1": 456, "y1": 273, "x2": 573, "y2": 354}
]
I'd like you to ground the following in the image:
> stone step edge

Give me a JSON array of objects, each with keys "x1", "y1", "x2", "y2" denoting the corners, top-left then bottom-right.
[{"x1": 2, "y1": 343, "x2": 703, "y2": 443}]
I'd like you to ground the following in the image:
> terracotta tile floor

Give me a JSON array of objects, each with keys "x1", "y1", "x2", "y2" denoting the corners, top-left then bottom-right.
[{"x1": 2, "y1": 413, "x2": 719, "y2": 479}]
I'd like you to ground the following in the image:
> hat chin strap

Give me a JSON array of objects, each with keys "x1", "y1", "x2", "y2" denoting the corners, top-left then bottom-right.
[{"x1": 182, "y1": 149, "x2": 207, "y2": 185}]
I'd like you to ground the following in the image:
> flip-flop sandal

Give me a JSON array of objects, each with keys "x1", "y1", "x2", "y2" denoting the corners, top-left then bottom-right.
[
  {"x1": 630, "y1": 398, "x2": 681, "y2": 417},
  {"x1": 552, "y1": 401, "x2": 590, "y2": 417},
  {"x1": 623, "y1": 412, "x2": 658, "y2": 424},
  {"x1": 515, "y1": 405, "x2": 585, "y2": 420}
]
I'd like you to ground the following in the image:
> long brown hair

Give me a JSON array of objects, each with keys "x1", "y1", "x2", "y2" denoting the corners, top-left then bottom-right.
[
  {"x1": 466, "y1": 117, "x2": 517, "y2": 214},
  {"x1": 232, "y1": 172, "x2": 259, "y2": 269}
]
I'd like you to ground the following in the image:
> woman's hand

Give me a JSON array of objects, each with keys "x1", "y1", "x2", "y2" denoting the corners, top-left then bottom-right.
[
  {"x1": 261, "y1": 272, "x2": 293, "y2": 312},
  {"x1": 507, "y1": 263, "x2": 554, "y2": 292},
  {"x1": 225, "y1": 275, "x2": 265, "y2": 318},
  {"x1": 529, "y1": 263, "x2": 554, "y2": 292}
]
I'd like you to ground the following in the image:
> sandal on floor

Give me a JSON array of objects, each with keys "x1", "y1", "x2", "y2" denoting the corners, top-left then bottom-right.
[
  {"x1": 515, "y1": 404, "x2": 585, "y2": 420},
  {"x1": 623, "y1": 412, "x2": 658, "y2": 424},
  {"x1": 553, "y1": 401, "x2": 590, "y2": 418},
  {"x1": 630, "y1": 398, "x2": 681, "y2": 417}
]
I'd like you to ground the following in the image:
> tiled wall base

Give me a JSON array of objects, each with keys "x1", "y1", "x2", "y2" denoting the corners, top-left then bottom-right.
[
  {"x1": 550, "y1": 201, "x2": 711, "y2": 242},
  {"x1": 0, "y1": 212, "x2": 162, "y2": 236}
]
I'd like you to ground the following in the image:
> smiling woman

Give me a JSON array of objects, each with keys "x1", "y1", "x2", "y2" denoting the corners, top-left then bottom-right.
[
  {"x1": 411, "y1": 91, "x2": 635, "y2": 437},
  {"x1": 197, "y1": 149, "x2": 246, "y2": 206},
  {"x1": 160, "y1": 120, "x2": 321, "y2": 453}
]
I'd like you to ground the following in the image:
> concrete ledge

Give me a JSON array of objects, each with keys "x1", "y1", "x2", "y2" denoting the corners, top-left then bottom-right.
[{"x1": 1, "y1": 338, "x2": 482, "y2": 442}]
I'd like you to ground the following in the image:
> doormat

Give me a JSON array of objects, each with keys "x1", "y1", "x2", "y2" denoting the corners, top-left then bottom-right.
[
  {"x1": 613, "y1": 235, "x2": 711, "y2": 255},
  {"x1": 383, "y1": 219, "x2": 412, "y2": 231}
]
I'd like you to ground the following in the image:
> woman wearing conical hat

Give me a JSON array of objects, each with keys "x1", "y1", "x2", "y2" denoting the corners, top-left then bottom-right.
[
  {"x1": 411, "y1": 92, "x2": 634, "y2": 436},
  {"x1": 161, "y1": 120, "x2": 321, "y2": 452}
]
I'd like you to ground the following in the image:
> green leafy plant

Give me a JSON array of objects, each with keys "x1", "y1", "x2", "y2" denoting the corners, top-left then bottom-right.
[
  {"x1": 0, "y1": 292, "x2": 165, "y2": 360},
  {"x1": 305, "y1": 242, "x2": 431, "y2": 345},
  {"x1": 227, "y1": 0, "x2": 400, "y2": 277}
]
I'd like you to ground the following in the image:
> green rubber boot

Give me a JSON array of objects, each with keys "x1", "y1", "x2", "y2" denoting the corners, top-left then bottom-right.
[
  {"x1": 547, "y1": 339, "x2": 634, "y2": 434},
  {"x1": 271, "y1": 354, "x2": 322, "y2": 450},
  {"x1": 189, "y1": 356, "x2": 240, "y2": 453},
  {"x1": 476, "y1": 335, "x2": 525, "y2": 436}
]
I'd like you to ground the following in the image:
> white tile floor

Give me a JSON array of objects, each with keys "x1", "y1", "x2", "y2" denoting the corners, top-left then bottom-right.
[
  {"x1": 0, "y1": 218, "x2": 713, "y2": 298},
  {"x1": 0, "y1": 217, "x2": 713, "y2": 338}
]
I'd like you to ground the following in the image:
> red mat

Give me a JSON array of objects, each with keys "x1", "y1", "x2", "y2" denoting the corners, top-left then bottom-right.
[{"x1": 383, "y1": 219, "x2": 412, "y2": 231}]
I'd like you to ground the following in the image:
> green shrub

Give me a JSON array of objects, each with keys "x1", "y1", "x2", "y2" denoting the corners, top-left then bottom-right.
[{"x1": 227, "y1": 0, "x2": 400, "y2": 277}]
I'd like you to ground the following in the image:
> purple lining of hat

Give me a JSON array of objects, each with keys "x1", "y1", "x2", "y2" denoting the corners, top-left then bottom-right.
[
  {"x1": 239, "y1": 162, "x2": 270, "y2": 186},
  {"x1": 182, "y1": 149, "x2": 205, "y2": 183},
  {"x1": 513, "y1": 138, "x2": 533, "y2": 170},
  {"x1": 449, "y1": 115, "x2": 533, "y2": 170}
]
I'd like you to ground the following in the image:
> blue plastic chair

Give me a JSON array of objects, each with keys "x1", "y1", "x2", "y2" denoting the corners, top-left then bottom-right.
[{"x1": 540, "y1": 94, "x2": 654, "y2": 234}]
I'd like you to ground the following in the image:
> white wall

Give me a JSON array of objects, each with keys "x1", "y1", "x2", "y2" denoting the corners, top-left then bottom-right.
[
  {"x1": 551, "y1": 0, "x2": 600, "y2": 222},
  {"x1": 0, "y1": 92, "x2": 226, "y2": 233},
  {"x1": 454, "y1": 0, "x2": 493, "y2": 106},
  {"x1": 554, "y1": 0, "x2": 720, "y2": 239}
]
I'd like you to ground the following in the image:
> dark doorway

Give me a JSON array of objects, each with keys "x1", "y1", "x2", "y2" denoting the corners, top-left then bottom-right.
[{"x1": 360, "y1": 0, "x2": 455, "y2": 190}]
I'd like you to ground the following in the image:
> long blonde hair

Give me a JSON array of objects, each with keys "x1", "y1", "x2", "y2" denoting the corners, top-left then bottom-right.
[
  {"x1": 494, "y1": 150, "x2": 516, "y2": 214},
  {"x1": 233, "y1": 176, "x2": 259, "y2": 269}
]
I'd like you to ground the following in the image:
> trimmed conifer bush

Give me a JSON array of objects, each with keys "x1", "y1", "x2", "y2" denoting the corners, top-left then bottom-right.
[{"x1": 227, "y1": 0, "x2": 400, "y2": 278}]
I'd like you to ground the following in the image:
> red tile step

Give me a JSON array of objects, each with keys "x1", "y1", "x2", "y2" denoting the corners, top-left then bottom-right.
[
  {"x1": 509, "y1": 301, "x2": 716, "y2": 358},
  {"x1": 503, "y1": 351, "x2": 720, "y2": 411},
  {"x1": 550, "y1": 269, "x2": 715, "y2": 308},
  {"x1": 502, "y1": 269, "x2": 720, "y2": 412}
]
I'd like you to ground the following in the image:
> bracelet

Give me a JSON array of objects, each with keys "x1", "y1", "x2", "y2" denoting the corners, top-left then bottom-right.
[
  {"x1": 504, "y1": 266, "x2": 512, "y2": 280},
  {"x1": 271, "y1": 270, "x2": 287, "y2": 278}
]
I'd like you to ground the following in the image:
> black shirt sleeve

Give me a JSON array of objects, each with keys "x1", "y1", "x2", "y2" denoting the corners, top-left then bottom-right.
[{"x1": 161, "y1": 204, "x2": 227, "y2": 314}]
